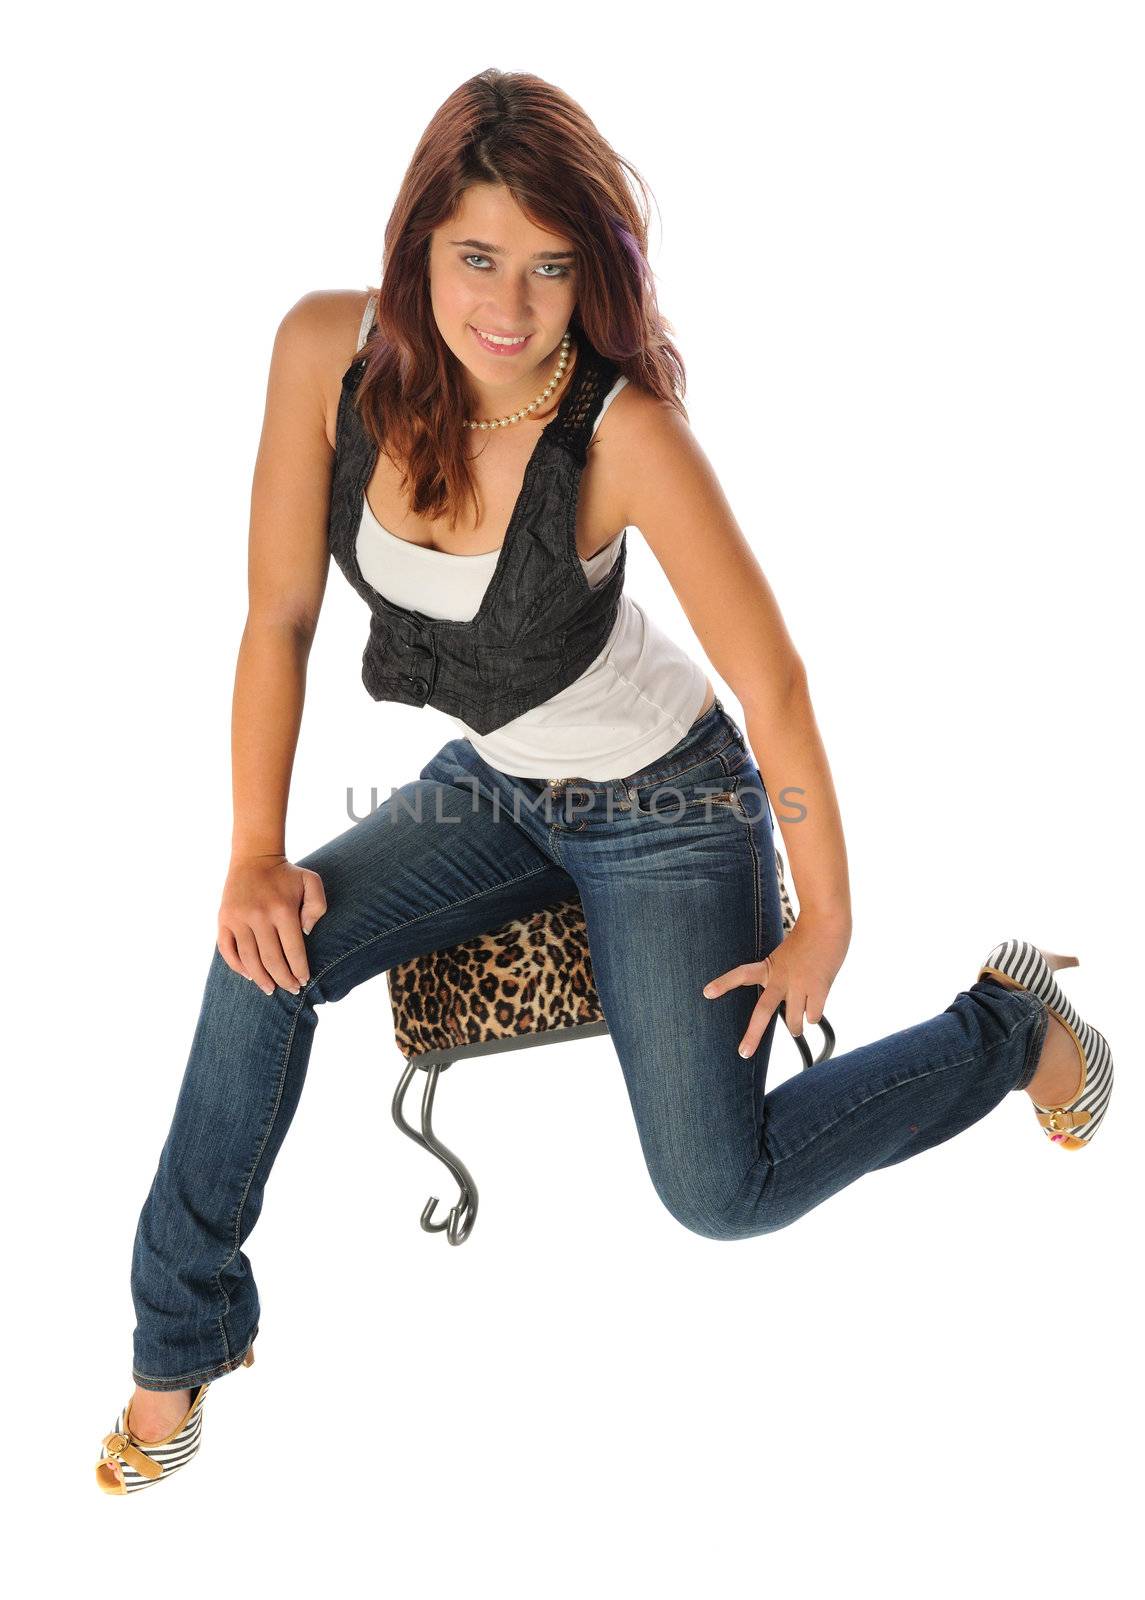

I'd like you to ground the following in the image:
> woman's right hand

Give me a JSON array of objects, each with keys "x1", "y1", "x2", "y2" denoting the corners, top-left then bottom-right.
[{"x1": 217, "y1": 854, "x2": 328, "y2": 995}]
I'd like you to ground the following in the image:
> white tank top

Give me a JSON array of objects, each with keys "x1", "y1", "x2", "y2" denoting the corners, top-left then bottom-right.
[{"x1": 352, "y1": 294, "x2": 709, "y2": 779}]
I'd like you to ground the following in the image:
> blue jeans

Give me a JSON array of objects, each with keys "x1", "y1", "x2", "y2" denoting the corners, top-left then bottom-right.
[{"x1": 129, "y1": 696, "x2": 1049, "y2": 1389}]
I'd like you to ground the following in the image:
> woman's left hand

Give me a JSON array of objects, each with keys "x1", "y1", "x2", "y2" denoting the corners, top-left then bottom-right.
[{"x1": 702, "y1": 909, "x2": 852, "y2": 1057}]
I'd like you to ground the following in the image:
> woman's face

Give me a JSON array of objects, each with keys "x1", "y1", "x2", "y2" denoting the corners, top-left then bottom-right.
[{"x1": 428, "y1": 183, "x2": 579, "y2": 413}]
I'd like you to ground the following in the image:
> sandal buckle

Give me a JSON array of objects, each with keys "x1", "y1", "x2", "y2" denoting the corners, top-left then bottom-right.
[{"x1": 1043, "y1": 1106, "x2": 1090, "y2": 1133}]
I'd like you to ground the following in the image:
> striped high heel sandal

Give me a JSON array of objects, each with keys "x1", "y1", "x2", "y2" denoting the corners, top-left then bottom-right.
[
  {"x1": 977, "y1": 940, "x2": 1114, "y2": 1149},
  {"x1": 95, "y1": 1340, "x2": 255, "y2": 1494}
]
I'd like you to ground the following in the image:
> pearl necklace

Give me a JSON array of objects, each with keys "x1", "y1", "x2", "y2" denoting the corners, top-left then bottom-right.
[{"x1": 463, "y1": 331, "x2": 573, "y2": 430}]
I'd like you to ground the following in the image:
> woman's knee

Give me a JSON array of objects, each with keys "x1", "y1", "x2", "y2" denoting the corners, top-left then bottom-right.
[
  {"x1": 648, "y1": 1174, "x2": 743, "y2": 1241},
  {"x1": 648, "y1": 1168, "x2": 790, "y2": 1241}
]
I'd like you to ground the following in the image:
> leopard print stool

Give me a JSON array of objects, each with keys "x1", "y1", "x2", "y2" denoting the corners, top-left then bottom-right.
[{"x1": 387, "y1": 845, "x2": 834, "y2": 1245}]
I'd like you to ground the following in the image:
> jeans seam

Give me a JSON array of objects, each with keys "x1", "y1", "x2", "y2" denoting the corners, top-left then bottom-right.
[
  {"x1": 212, "y1": 995, "x2": 309, "y2": 1360},
  {"x1": 769, "y1": 1005, "x2": 1041, "y2": 1167},
  {"x1": 738, "y1": 775, "x2": 763, "y2": 969},
  {"x1": 737, "y1": 771, "x2": 764, "y2": 1136}
]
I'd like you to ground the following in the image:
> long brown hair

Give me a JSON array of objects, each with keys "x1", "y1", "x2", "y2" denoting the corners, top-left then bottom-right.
[{"x1": 354, "y1": 68, "x2": 687, "y2": 532}]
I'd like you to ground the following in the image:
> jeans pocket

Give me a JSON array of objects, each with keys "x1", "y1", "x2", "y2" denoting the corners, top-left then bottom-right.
[{"x1": 627, "y1": 756, "x2": 743, "y2": 820}]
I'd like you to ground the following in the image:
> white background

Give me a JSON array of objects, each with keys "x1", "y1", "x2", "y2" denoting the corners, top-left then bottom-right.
[{"x1": 4, "y1": 2, "x2": 1140, "y2": 1592}]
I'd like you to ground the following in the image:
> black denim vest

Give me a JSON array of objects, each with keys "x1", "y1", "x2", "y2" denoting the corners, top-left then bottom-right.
[{"x1": 327, "y1": 327, "x2": 628, "y2": 736}]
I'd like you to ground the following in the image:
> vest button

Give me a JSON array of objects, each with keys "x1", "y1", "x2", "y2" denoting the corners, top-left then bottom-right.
[{"x1": 406, "y1": 674, "x2": 429, "y2": 697}]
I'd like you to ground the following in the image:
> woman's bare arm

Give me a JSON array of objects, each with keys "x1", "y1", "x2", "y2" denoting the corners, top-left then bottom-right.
[
  {"x1": 230, "y1": 293, "x2": 342, "y2": 860},
  {"x1": 217, "y1": 290, "x2": 367, "y2": 994},
  {"x1": 612, "y1": 389, "x2": 852, "y2": 931}
]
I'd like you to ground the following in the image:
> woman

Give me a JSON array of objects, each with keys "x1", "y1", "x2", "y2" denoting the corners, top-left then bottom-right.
[{"x1": 96, "y1": 69, "x2": 1112, "y2": 1493}]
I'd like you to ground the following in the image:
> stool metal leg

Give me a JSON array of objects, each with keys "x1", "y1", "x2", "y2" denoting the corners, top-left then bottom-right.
[
  {"x1": 390, "y1": 1057, "x2": 480, "y2": 1245},
  {"x1": 780, "y1": 1002, "x2": 837, "y2": 1069}
]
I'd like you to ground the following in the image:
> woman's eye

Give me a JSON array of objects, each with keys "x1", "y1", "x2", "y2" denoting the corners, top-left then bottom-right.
[{"x1": 461, "y1": 255, "x2": 570, "y2": 279}]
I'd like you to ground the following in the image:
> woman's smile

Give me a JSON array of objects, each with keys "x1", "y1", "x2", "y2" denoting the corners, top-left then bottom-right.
[{"x1": 469, "y1": 324, "x2": 534, "y2": 355}]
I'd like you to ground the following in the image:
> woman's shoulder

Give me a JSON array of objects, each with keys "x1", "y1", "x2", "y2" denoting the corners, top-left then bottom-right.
[
  {"x1": 271, "y1": 288, "x2": 379, "y2": 450},
  {"x1": 587, "y1": 366, "x2": 689, "y2": 468},
  {"x1": 275, "y1": 287, "x2": 375, "y2": 354}
]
